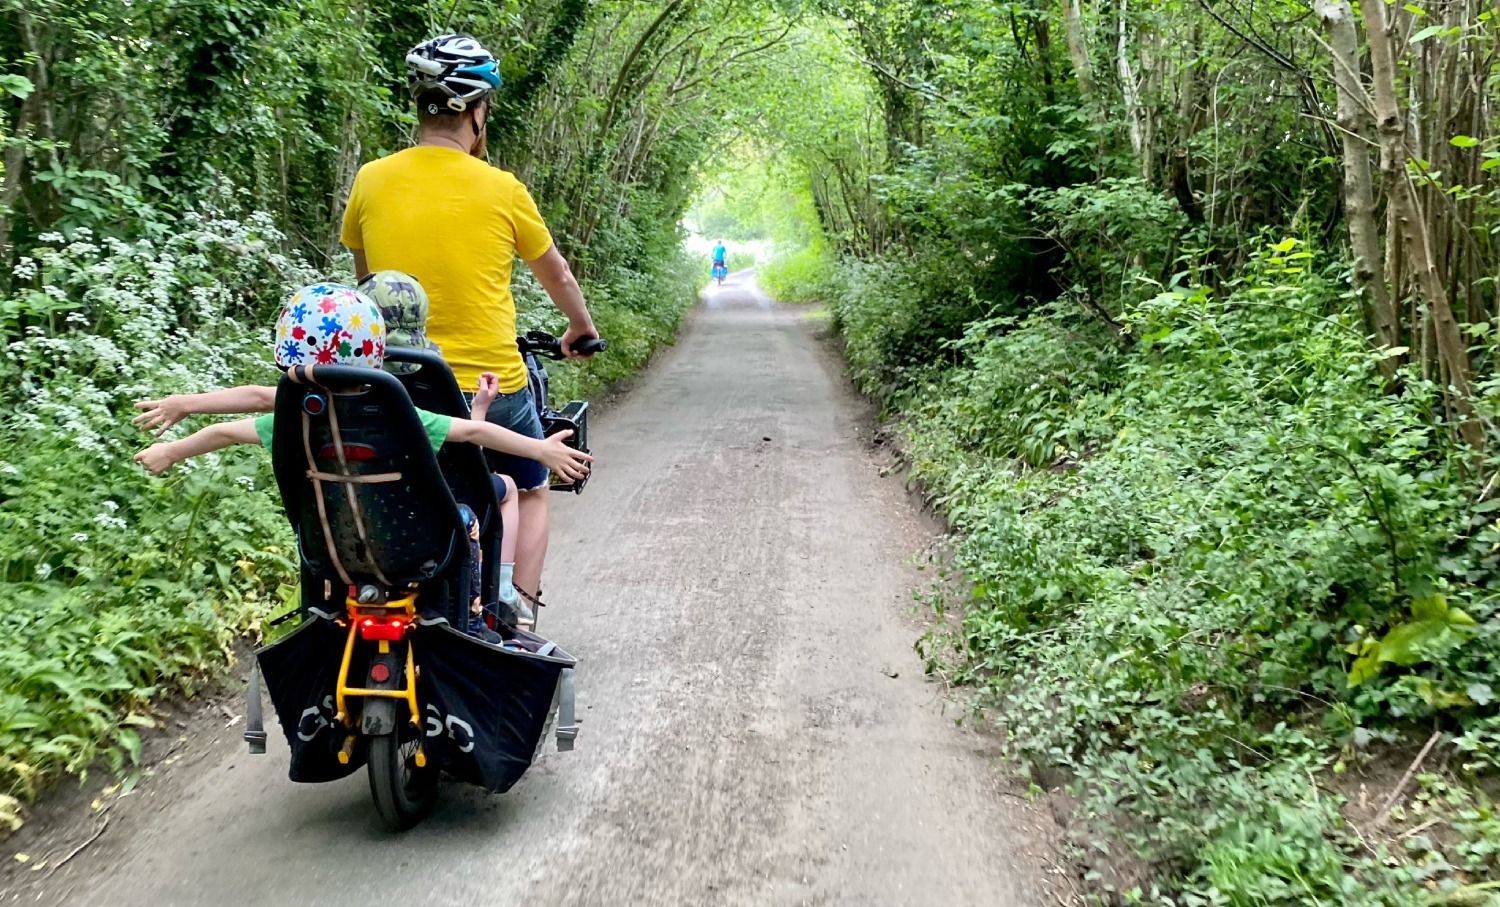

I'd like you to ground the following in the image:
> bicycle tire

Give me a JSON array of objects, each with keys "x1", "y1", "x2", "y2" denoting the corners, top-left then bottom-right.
[{"x1": 368, "y1": 710, "x2": 438, "y2": 831}]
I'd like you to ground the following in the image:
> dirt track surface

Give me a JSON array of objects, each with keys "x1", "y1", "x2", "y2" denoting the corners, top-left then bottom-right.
[{"x1": 24, "y1": 274, "x2": 1060, "y2": 906}]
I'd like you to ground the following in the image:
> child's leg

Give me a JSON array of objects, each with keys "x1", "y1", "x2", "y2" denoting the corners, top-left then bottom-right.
[
  {"x1": 458, "y1": 503, "x2": 482, "y2": 619},
  {"x1": 490, "y1": 473, "x2": 531, "y2": 627},
  {"x1": 497, "y1": 474, "x2": 518, "y2": 568}
]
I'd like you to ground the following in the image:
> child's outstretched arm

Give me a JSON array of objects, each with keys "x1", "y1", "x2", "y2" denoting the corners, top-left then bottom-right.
[
  {"x1": 446, "y1": 421, "x2": 592, "y2": 482},
  {"x1": 133, "y1": 386, "x2": 277, "y2": 438},
  {"x1": 135, "y1": 419, "x2": 260, "y2": 475},
  {"x1": 469, "y1": 372, "x2": 499, "y2": 421}
]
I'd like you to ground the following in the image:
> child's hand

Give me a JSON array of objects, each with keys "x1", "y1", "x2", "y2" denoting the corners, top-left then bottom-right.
[
  {"x1": 134, "y1": 443, "x2": 179, "y2": 476},
  {"x1": 474, "y1": 372, "x2": 499, "y2": 408},
  {"x1": 132, "y1": 395, "x2": 190, "y2": 438},
  {"x1": 535, "y1": 430, "x2": 593, "y2": 482}
]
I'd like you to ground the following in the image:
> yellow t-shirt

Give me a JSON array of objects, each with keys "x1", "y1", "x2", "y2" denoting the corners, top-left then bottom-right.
[{"x1": 340, "y1": 146, "x2": 553, "y2": 392}]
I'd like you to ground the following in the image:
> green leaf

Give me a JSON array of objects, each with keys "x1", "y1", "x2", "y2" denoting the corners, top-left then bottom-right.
[
  {"x1": 1472, "y1": 497, "x2": 1500, "y2": 513},
  {"x1": 1349, "y1": 650, "x2": 1383, "y2": 687},
  {"x1": 1412, "y1": 678, "x2": 1472, "y2": 709},
  {"x1": 1410, "y1": 24, "x2": 1443, "y2": 42},
  {"x1": 0, "y1": 74, "x2": 33, "y2": 100},
  {"x1": 1449, "y1": 134, "x2": 1481, "y2": 147},
  {"x1": 1467, "y1": 683, "x2": 1495, "y2": 706},
  {"x1": 1410, "y1": 593, "x2": 1448, "y2": 622},
  {"x1": 1376, "y1": 619, "x2": 1450, "y2": 666},
  {"x1": 115, "y1": 729, "x2": 141, "y2": 766}
]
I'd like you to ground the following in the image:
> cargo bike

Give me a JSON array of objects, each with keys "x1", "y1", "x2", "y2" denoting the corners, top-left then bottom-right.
[{"x1": 242, "y1": 334, "x2": 598, "y2": 830}]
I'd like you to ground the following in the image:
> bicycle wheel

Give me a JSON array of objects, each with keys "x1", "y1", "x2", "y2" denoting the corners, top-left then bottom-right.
[{"x1": 368, "y1": 709, "x2": 438, "y2": 831}]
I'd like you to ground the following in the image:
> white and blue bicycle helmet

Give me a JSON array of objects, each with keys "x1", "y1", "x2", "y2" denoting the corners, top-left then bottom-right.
[{"x1": 405, "y1": 34, "x2": 501, "y2": 114}]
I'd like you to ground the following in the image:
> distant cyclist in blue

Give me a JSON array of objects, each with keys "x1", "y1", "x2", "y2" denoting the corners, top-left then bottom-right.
[{"x1": 711, "y1": 240, "x2": 728, "y2": 282}]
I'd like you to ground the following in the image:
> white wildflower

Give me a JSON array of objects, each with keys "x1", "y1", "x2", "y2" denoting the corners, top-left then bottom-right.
[{"x1": 93, "y1": 512, "x2": 127, "y2": 530}]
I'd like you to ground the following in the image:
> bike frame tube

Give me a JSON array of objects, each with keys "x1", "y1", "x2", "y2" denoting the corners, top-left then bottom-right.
[{"x1": 333, "y1": 592, "x2": 422, "y2": 732}]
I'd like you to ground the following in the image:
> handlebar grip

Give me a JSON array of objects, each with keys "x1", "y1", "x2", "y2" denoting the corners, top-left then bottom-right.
[{"x1": 570, "y1": 337, "x2": 608, "y2": 355}]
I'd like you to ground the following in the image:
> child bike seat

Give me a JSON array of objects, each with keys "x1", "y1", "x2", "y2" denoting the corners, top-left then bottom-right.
[{"x1": 270, "y1": 364, "x2": 472, "y2": 624}]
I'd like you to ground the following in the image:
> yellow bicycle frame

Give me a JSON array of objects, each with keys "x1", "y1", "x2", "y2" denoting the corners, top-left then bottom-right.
[{"x1": 332, "y1": 591, "x2": 425, "y2": 766}]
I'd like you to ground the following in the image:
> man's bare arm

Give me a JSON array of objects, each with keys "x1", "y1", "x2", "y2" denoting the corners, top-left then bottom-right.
[{"x1": 525, "y1": 246, "x2": 597, "y2": 358}]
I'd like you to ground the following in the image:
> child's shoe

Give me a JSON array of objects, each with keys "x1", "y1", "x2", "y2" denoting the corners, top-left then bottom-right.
[
  {"x1": 466, "y1": 615, "x2": 503, "y2": 645},
  {"x1": 497, "y1": 590, "x2": 535, "y2": 630}
]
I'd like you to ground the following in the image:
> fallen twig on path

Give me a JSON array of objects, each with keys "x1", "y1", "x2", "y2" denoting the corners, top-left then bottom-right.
[
  {"x1": 46, "y1": 814, "x2": 110, "y2": 876},
  {"x1": 1374, "y1": 730, "x2": 1442, "y2": 828}
]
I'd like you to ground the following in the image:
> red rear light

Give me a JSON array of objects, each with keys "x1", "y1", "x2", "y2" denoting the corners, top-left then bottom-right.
[
  {"x1": 318, "y1": 443, "x2": 377, "y2": 460},
  {"x1": 368, "y1": 662, "x2": 391, "y2": 683},
  {"x1": 358, "y1": 617, "x2": 405, "y2": 641}
]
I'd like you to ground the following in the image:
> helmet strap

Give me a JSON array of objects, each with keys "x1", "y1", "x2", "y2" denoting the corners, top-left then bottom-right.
[{"x1": 468, "y1": 105, "x2": 488, "y2": 158}]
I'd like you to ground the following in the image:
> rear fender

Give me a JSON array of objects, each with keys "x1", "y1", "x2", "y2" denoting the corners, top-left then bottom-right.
[{"x1": 360, "y1": 647, "x2": 403, "y2": 736}]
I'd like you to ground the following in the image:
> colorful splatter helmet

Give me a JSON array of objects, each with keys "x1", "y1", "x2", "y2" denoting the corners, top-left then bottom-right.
[
  {"x1": 273, "y1": 283, "x2": 384, "y2": 369},
  {"x1": 357, "y1": 270, "x2": 438, "y2": 375}
]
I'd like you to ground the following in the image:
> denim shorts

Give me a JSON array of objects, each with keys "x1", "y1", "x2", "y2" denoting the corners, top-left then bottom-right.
[{"x1": 464, "y1": 385, "x2": 549, "y2": 492}]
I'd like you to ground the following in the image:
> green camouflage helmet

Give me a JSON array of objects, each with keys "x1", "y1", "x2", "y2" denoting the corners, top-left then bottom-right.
[{"x1": 357, "y1": 270, "x2": 439, "y2": 374}]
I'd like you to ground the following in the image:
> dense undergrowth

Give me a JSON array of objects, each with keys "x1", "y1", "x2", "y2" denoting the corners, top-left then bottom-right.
[{"x1": 807, "y1": 245, "x2": 1500, "y2": 903}]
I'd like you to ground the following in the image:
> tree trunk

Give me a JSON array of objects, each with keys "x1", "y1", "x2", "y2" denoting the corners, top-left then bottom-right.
[
  {"x1": 1116, "y1": 0, "x2": 1147, "y2": 171},
  {"x1": 1315, "y1": 0, "x2": 1398, "y2": 373},
  {"x1": 325, "y1": 108, "x2": 361, "y2": 267},
  {"x1": 1062, "y1": 0, "x2": 1097, "y2": 104},
  {"x1": 0, "y1": 92, "x2": 32, "y2": 261},
  {"x1": 1363, "y1": 0, "x2": 1482, "y2": 449}
]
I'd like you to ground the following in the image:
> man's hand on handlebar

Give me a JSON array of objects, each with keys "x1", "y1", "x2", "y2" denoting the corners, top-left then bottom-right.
[
  {"x1": 533, "y1": 430, "x2": 593, "y2": 481},
  {"x1": 559, "y1": 322, "x2": 601, "y2": 359}
]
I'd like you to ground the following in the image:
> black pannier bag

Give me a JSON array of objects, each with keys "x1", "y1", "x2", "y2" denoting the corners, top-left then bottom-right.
[
  {"x1": 257, "y1": 617, "x2": 362, "y2": 783},
  {"x1": 411, "y1": 624, "x2": 576, "y2": 792},
  {"x1": 256, "y1": 619, "x2": 577, "y2": 791}
]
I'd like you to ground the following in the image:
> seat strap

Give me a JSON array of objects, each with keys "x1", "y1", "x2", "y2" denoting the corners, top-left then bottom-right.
[
  {"x1": 323, "y1": 397, "x2": 392, "y2": 586},
  {"x1": 305, "y1": 470, "x2": 403, "y2": 484},
  {"x1": 302, "y1": 411, "x2": 354, "y2": 588}
]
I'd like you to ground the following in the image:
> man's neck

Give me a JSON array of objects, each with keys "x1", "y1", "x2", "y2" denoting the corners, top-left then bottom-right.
[{"x1": 418, "y1": 131, "x2": 470, "y2": 153}]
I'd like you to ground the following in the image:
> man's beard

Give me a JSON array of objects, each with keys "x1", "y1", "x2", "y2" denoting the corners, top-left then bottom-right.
[{"x1": 469, "y1": 117, "x2": 487, "y2": 159}]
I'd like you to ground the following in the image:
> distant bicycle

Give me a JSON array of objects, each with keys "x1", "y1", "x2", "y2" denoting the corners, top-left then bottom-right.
[{"x1": 711, "y1": 261, "x2": 727, "y2": 285}]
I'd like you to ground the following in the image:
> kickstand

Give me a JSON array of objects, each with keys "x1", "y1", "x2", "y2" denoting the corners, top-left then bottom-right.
[{"x1": 244, "y1": 663, "x2": 267, "y2": 754}]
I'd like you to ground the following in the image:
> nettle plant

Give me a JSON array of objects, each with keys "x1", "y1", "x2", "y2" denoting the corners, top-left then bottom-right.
[{"x1": 0, "y1": 203, "x2": 315, "y2": 824}]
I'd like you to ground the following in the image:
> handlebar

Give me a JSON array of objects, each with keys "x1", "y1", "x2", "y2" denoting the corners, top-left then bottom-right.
[{"x1": 516, "y1": 330, "x2": 608, "y2": 360}]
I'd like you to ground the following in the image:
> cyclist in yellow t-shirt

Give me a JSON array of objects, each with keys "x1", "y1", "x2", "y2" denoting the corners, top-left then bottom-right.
[{"x1": 341, "y1": 33, "x2": 598, "y2": 610}]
